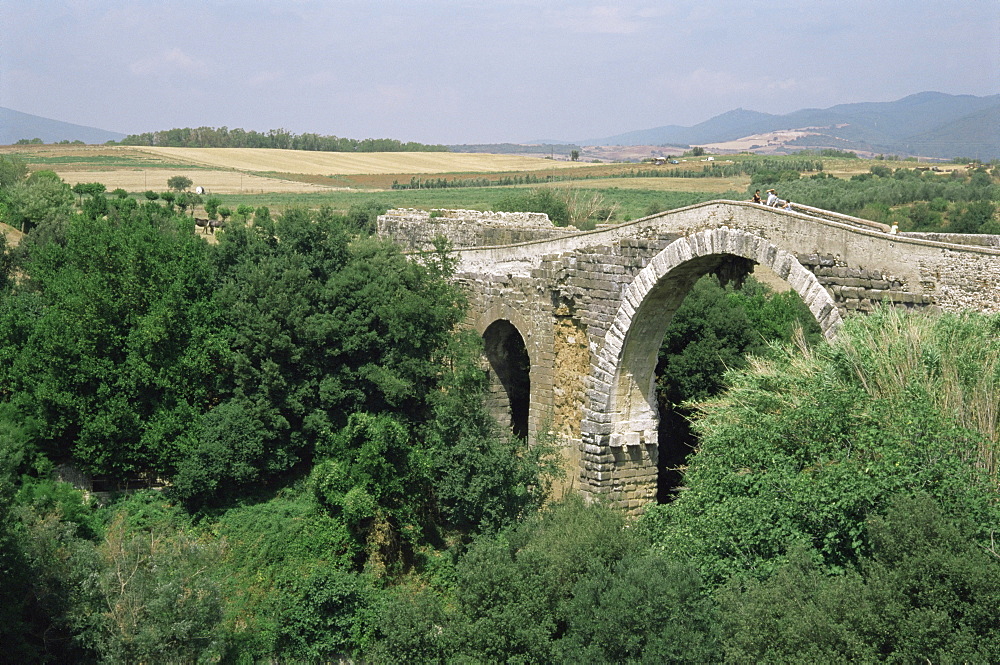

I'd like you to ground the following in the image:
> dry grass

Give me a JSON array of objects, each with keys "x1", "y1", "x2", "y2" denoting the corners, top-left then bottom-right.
[
  {"x1": 2, "y1": 144, "x2": 597, "y2": 193},
  {"x1": 130, "y1": 147, "x2": 596, "y2": 175},
  {"x1": 4, "y1": 144, "x2": 962, "y2": 199},
  {"x1": 835, "y1": 307, "x2": 1000, "y2": 479},
  {"x1": 1, "y1": 222, "x2": 24, "y2": 247}
]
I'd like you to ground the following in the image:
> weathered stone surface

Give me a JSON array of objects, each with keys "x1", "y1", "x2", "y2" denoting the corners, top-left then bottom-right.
[{"x1": 380, "y1": 200, "x2": 1000, "y2": 515}]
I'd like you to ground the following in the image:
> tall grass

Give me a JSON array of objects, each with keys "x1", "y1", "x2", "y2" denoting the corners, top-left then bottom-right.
[
  {"x1": 725, "y1": 306, "x2": 1000, "y2": 481},
  {"x1": 830, "y1": 306, "x2": 1000, "y2": 477}
]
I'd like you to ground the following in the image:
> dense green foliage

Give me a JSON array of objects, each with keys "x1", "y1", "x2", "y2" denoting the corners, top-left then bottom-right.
[
  {"x1": 717, "y1": 493, "x2": 1000, "y2": 662},
  {"x1": 656, "y1": 275, "x2": 822, "y2": 406},
  {"x1": 755, "y1": 165, "x2": 999, "y2": 233},
  {"x1": 0, "y1": 164, "x2": 996, "y2": 662},
  {"x1": 0, "y1": 176, "x2": 555, "y2": 661},
  {"x1": 643, "y1": 307, "x2": 1000, "y2": 583},
  {"x1": 369, "y1": 497, "x2": 723, "y2": 663}
]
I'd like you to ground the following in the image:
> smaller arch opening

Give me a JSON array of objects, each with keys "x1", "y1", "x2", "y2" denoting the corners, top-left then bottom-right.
[{"x1": 482, "y1": 320, "x2": 531, "y2": 440}]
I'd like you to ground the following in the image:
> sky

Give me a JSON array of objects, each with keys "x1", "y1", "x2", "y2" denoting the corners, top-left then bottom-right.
[{"x1": 2, "y1": 0, "x2": 998, "y2": 145}]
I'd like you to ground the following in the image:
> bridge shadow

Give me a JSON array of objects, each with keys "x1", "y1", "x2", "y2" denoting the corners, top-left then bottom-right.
[
  {"x1": 482, "y1": 320, "x2": 530, "y2": 440},
  {"x1": 656, "y1": 405, "x2": 694, "y2": 503}
]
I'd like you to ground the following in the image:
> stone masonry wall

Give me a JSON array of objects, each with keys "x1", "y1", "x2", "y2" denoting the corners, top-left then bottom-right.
[{"x1": 377, "y1": 208, "x2": 576, "y2": 251}]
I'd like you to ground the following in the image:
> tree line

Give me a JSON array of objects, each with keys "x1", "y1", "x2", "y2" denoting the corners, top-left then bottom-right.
[
  {"x1": 117, "y1": 125, "x2": 449, "y2": 152},
  {"x1": 391, "y1": 158, "x2": 825, "y2": 190}
]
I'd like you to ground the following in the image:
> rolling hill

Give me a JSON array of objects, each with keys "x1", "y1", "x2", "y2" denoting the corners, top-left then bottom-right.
[
  {"x1": 572, "y1": 92, "x2": 1000, "y2": 159},
  {"x1": 0, "y1": 107, "x2": 125, "y2": 145}
]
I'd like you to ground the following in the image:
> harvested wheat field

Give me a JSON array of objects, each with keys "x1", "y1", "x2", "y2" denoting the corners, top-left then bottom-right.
[
  {"x1": 132, "y1": 147, "x2": 594, "y2": 175},
  {"x1": 59, "y1": 169, "x2": 338, "y2": 194},
  {"x1": 2, "y1": 145, "x2": 596, "y2": 193}
]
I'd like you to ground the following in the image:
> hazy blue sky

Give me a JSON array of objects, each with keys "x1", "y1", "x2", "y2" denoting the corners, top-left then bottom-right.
[{"x1": 2, "y1": 0, "x2": 998, "y2": 144}]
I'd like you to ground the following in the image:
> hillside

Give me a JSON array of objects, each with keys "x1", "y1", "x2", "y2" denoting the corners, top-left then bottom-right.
[
  {"x1": 0, "y1": 107, "x2": 125, "y2": 145},
  {"x1": 575, "y1": 92, "x2": 1000, "y2": 160}
]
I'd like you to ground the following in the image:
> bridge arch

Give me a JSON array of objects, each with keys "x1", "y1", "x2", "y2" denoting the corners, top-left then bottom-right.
[
  {"x1": 582, "y1": 228, "x2": 843, "y2": 505},
  {"x1": 475, "y1": 309, "x2": 535, "y2": 440}
]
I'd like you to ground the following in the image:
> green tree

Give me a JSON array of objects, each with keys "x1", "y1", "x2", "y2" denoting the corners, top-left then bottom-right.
[
  {"x1": 0, "y1": 205, "x2": 225, "y2": 478},
  {"x1": 6, "y1": 172, "x2": 74, "y2": 234},
  {"x1": 70, "y1": 182, "x2": 106, "y2": 205},
  {"x1": 171, "y1": 397, "x2": 285, "y2": 507},
  {"x1": 422, "y1": 330, "x2": 556, "y2": 534},
  {"x1": 445, "y1": 497, "x2": 645, "y2": 661},
  {"x1": 654, "y1": 275, "x2": 821, "y2": 496},
  {"x1": 950, "y1": 200, "x2": 995, "y2": 233},
  {"x1": 173, "y1": 191, "x2": 200, "y2": 217},
  {"x1": 907, "y1": 201, "x2": 942, "y2": 230},
  {"x1": 346, "y1": 200, "x2": 388, "y2": 235},
  {"x1": 558, "y1": 553, "x2": 721, "y2": 662},
  {"x1": 204, "y1": 196, "x2": 221, "y2": 220},
  {"x1": 235, "y1": 203, "x2": 254, "y2": 223},
  {"x1": 176, "y1": 207, "x2": 466, "y2": 508},
  {"x1": 274, "y1": 567, "x2": 376, "y2": 660},
  {"x1": 159, "y1": 190, "x2": 176, "y2": 210},
  {"x1": 166, "y1": 175, "x2": 193, "y2": 192},
  {"x1": 0, "y1": 154, "x2": 29, "y2": 190},
  {"x1": 81, "y1": 192, "x2": 109, "y2": 220}
]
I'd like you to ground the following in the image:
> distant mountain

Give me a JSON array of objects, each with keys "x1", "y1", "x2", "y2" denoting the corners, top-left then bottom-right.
[
  {"x1": 0, "y1": 107, "x2": 125, "y2": 145},
  {"x1": 573, "y1": 92, "x2": 1000, "y2": 159},
  {"x1": 898, "y1": 105, "x2": 1000, "y2": 161}
]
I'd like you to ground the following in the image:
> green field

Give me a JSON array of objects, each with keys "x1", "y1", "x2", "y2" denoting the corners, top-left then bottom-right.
[{"x1": 207, "y1": 185, "x2": 739, "y2": 222}]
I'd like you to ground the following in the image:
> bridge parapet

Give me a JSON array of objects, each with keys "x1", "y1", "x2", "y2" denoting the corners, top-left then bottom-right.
[{"x1": 377, "y1": 207, "x2": 576, "y2": 251}]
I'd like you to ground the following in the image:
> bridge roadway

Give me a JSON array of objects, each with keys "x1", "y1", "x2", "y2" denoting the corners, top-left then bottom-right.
[{"x1": 389, "y1": 200, "x2": 1000, "y2": 512}]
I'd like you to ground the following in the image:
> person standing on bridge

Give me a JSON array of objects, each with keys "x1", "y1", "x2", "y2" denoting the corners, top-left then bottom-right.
[
  {"x1": 765, "y1": 189, "x2": 778, "y2": 206},
  {"x1": 751, "y1": 189, "x2": 762, "y2": 203},
  {"x1": 783, "y1": 199, "x2": 793, "y2": 211}
]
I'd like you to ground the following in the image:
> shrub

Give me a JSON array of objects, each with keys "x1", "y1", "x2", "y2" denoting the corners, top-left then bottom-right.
[
  {"x1": 717, "y1": 494, "x2": 1000, "y2": 662},
  {"x1": 643, "y1": 307, "x2": 1000, "y2": 582},
  {"x1": 493, "y1": 188, "x2": 570, "y2": 226},
  {"x1": 274, "y1": 567, "x2": 377, "y2": 660}
]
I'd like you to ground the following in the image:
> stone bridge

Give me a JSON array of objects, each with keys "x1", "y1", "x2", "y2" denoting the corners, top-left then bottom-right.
[{"x1": 379, "y1": 201, "x2": 1000, "y2": 512}]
